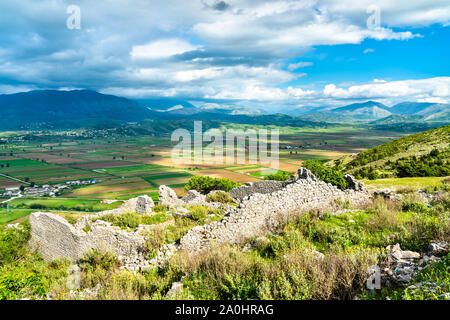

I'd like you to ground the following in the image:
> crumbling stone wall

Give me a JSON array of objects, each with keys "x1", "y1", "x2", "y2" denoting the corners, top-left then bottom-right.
[
  {"x1": 28, "y1": 167, "x2": 370, "y2": 269},
  {"x1": 229, "y1": 180, "x2": 294, "y2": 201},
  {"x1": 179, "y1": 168, "x2": 370, "y2": 251}
]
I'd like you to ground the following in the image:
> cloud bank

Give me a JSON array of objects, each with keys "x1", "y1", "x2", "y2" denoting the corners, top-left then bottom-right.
[{"x1": 0, "y1": 0, "x2": 449, "y2": 109}]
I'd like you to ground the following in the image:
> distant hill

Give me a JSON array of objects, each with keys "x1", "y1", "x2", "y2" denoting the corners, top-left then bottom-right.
[
  {"x1": 302, "y1": 101, "x2": 392, "y2": 122},
  {"x1": 389, "y1": 102, "x2": 434, "y2": 115},
  {"x1": 1, "y1": 90, "x2": 448, "y2": 130},
  {"x1": 343, "y1": 125, "x2": 450, "y2": 178},
  {"x1": 332, "y1": 101, "x2": 390, "y2": 113},
  {"x1": 0, "y1": 90, "x2": 156, "y2": 129},
  {"x1": 302, "y1": 100, "x2": 450, "y2": 123}
]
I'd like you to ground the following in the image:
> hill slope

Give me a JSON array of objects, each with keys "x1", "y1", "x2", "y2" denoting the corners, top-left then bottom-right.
[{"x1": 343, "y1": 125, "x2": 450, "y2": 178}]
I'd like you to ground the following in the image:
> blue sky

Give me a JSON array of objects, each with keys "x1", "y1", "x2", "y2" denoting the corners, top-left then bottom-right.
[
  {"x1": 0, "y1": 0, "x2": 449, "y2": 111},
  {"x1": 284, "y1": 25, "x2": 450, "y2": 86}
]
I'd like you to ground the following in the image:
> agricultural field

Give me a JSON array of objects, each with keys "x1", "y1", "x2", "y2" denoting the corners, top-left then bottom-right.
[{"x1": 0, "y1": 125, "x2": 416, "y2": 225}]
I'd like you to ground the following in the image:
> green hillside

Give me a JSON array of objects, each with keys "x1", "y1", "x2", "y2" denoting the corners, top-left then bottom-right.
[{"x1": 343, "y1": 125, "x2": 450, "y2": 179}]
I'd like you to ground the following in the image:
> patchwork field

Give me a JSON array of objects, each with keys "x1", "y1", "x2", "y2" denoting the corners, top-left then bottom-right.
[{"x1": 0, "y1": 126, "x2": 415, "y2": 225}]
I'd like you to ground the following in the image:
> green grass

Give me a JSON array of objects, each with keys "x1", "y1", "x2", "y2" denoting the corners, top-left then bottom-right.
[
  {"x1": 6, "y1": 198, "x2": 123, "y2": 212},
  {"x1": 363, "y1": 177, "x2": 447, "y2": 191},
  {"x1": 0, "y1": 159, "x2": 57, "y2": 172},
  {"x1": 0, "y1": 209, "x2": 34, "y2": 225}
]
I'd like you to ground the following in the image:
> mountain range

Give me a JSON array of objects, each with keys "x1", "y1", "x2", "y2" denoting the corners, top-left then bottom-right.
[{"x1": 0, "y1": 90, "x2": 448, "y2": 130}]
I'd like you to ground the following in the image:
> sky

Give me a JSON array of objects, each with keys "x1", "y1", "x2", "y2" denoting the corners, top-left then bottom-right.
[{"x1": 0, "y1": 0, "x2": 449, "y2": 111}]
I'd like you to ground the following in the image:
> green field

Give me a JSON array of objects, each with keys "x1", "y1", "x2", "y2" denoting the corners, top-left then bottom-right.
[
  {"x1": 363, "y1": 176, "x2": 448, "y2": 191},
  {"x1": 6, "y1": 197, "x2": 123, "y2": 212},
  {"x1": 0, "y1": 208, "x2": 34, "y2": 224}
]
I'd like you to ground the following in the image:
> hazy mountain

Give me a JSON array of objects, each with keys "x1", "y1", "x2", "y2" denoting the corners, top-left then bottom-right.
[
  {"x1": 0, "y1": 90, "x2": 155, "y2": 129},
  {"x1": 199, "y1": 103, "x2": 265, "y2": 116},
  {"x1": 301, "y1": 101, "x2": 392, "y2": 122},
  {"x1": 301, "y1": 100, "x2": 450, "y2": 123},
  {"x1": 389, "y1": 102, "x2": 434, "y2": 115},
  {"x1": 1, "y1": 90, "x2": 448, "y2": 130},
  {"x1": 332, "y1": 101, "x2": 390, "y2": 113}
]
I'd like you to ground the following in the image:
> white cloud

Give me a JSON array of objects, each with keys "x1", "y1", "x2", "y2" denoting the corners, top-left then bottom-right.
[
  {"x1": 363, "y1": 48, "x2": 375, "y2": 54},
  {"x1": 288, "y1": 62, "x2": 313, "y2": 71},
  {"x1": 1, "y1": 0, "x2": 449, "y2": 108},
  {"x1": 130, "y1": 38, "x2": 200, "y2": 59}
]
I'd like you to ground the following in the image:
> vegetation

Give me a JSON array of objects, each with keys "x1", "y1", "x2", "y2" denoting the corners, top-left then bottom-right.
[
  {"x1": 346, "y1": 125, "x2": 450, "y2": 179},
  {"x1": 92, "y1": 211, "x2": 171, "y2": 230},
  {"x1": 303, "y1": 160, "x2": 347, "y2": 190},
  {"x1": 0, "y1": 186, "x2": 448, "y2": 300},
  {"x1": 264, "y1": 170, "x2": 294, "y2": 181},
  {"x1": 394, "y1": 149, "x2": 450, "y2": 178},
  {"x1": 205, "y1": 191, "x2": 235, "y2": 204},
  {"x1": 185, "y1": 176, "x2": 240, "y2": 194}
]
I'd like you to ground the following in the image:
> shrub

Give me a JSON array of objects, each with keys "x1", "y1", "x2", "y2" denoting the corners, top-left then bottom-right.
[
  {"x1": 0, "y1": 222, "x2": 30, "y2": 266},
  {"x1": 264, "y1": 171, "x2": 293, "y2": 181},
  {"x1": 94, "y1": 212, "x2": 141, "y2": 230},
  {"x1": 185, "y1": 176, "x2": 240, "y2": 194},
  {"x1": 190, "y1": 206, "x2": 209, "y2": 221},
  {"x1": 79, "y1": 248, "x2": 118, "y2": 288},
  {"x1": 303, "y1": 160, "x2": 347, "y2": 190},
  {"x1": 206, "y1": 191, "x2": 234, "y2": 204},
  {"x1": 402, "y1": 201, "x2": 429, "y2": 213},
  {"x1": 141, "y1": 213, "x2": 171, "y2": 225},
  {"x1": 153, "y1": 204, "x2": 168, "y2": 213}
]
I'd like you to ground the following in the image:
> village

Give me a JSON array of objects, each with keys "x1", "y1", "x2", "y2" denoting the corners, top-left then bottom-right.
[{"x1": 0, "y1": 179, "x2": 98, "y2": 199}]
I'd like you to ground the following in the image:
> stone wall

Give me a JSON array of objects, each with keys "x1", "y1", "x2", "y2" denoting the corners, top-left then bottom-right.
[
  {"x1": 229, "y1": 180, "x2": 294, "y2": 201},
  {"x1": 28, "y1": 167, "x2": 370, "y2": 269},
  {"x1": 179, "y1": 169, "x2": 370, "y2": 251}
]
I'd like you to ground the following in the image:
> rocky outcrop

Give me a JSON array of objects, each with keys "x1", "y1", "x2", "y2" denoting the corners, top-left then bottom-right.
[
  {"x1": 344, "y1": 174, "x2": 367, "y2": 192},
  {"x1": 159, "y1": 185, "x2": 184, "y2": 207}
]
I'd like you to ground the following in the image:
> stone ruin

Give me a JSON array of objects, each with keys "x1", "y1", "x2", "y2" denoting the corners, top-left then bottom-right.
[{"x1": 28, "y1": 168, "x2": 371, "y2": 270}]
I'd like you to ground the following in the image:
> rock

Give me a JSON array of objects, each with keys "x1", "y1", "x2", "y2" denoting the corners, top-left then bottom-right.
[
  {"x1": 312, "y1": 250, "x2": 325, "y2": 261},
  {"x1": 427, "y1": 242, "x2": 448, "y2": 257},
  {"x1": 392, "y1": 250, "x2": 420, "y2": 261},
  {"x1": 387, "y1": 243, "x2": 420, "y2": 261},
  {"x1": 159, "y1": 185, "x2": 184, "y2": 207},
  {"x1": 229, "y1": 180, "x2": 293, "y2": 201},
  {"x1": 297, "y1": 167, "x2": 318, "y2": 181},
  {"x1": 344, "y1": 174, "x2": 367, "y2": 192},
  {"x1": 135, "y1": 195, "x2": 154, "y2": 214},
  {"x1": 166, "y1": 281, "x2": 184, "y2": 298},
  {"x1": 373, "y1": 189, "x2": 401, "y2": 202}
]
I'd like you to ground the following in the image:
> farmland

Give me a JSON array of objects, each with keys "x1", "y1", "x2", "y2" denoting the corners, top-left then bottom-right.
[{"x1": 0, "y1": 125, "x2": 412, "y2": 224}]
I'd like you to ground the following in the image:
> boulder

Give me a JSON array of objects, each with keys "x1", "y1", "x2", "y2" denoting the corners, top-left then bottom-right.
[
  {"x1": 159, "y1": 185, "x2": 184, "y2": 207},
  {"x1": 297, "y1": 167, "x2": 318, "y2": 181},
  {"x1": 135, "y1": 195, "x2": 154, "y2": 214},
  {"x1": 344, "y1": 174, "x2": 367, "y2": 192},
  {"x1": 427, "y1": 242, "x2": 448, "y2": 257}
]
